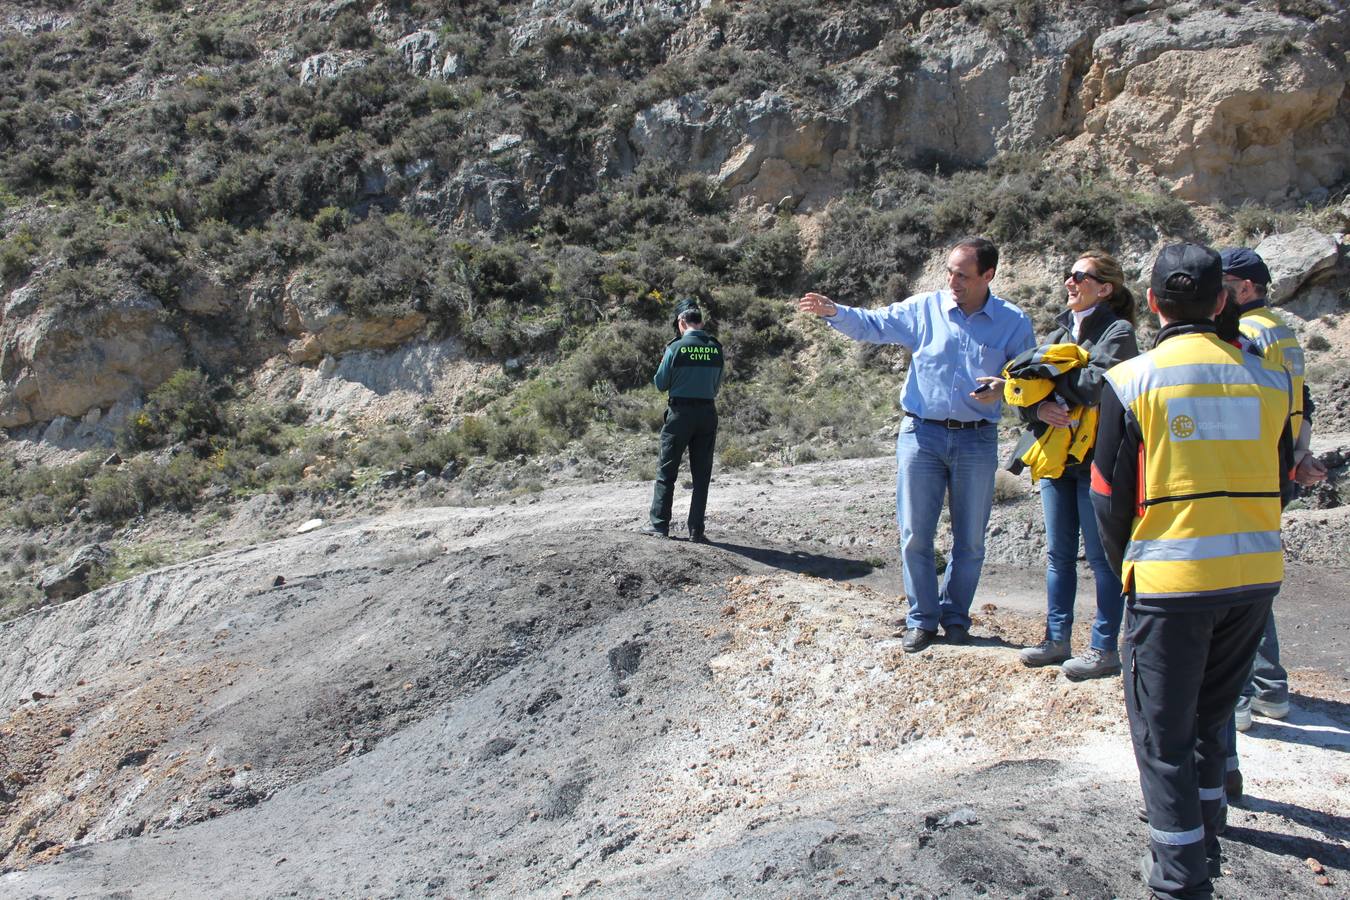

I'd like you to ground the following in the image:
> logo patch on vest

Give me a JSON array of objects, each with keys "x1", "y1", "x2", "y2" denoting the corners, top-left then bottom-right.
[{"x1": 1164, "y1": 397, "x2": 1260, "y2": 442}]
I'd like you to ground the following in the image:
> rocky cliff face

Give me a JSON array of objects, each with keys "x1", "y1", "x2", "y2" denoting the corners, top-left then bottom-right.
[
  {"x1": 1, "y1": 0, "x2": 1347, "y2": 433},
  {"x1": 1062, "y1": 4, "x2": 1350, "y2": 204},
  {"x1": 0, "y1": 291, "x2": 184, "y2": 429}
]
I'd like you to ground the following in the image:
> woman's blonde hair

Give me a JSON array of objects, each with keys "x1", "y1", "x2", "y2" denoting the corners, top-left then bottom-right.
[{"x1": 1078, "y1": 250, "x2": 1136, "y2": 326}]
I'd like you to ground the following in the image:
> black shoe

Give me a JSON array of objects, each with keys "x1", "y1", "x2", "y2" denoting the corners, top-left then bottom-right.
[
  {"x1": 943, "y1": 624, "x2": 970, "y2": 645},
  {"x1": 902, "y1": 628, "x2": 938, "y2": 653},
  {"x1": 688, "y1": 530, "x2": 709, "y2": 543},
  {"x1": 639, "y1": 524, "x2": 668, "y2": 538},
  {"x1": 1225, "y1": 769, "x2": 1243, "y2": 805}
]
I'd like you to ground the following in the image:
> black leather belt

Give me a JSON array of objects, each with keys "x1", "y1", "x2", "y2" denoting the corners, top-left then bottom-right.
[
  {"x1": 669, "y1": 397, "x2": 714, "y2": 406},
  {"x1": 905, "y1": 412, "x2": 991, "y2": 430}
]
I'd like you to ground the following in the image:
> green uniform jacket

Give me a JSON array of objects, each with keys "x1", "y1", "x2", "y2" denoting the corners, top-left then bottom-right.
[{"x1": 653, "y1": 329, "x2": 724, "y2": 399}]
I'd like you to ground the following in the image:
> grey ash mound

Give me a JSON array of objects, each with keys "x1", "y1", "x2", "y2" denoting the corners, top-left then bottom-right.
[{"x1": 2, "y1": 471, "x2": 1347, "y2": 898}]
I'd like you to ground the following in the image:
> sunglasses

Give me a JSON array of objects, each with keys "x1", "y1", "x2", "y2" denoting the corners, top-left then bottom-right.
[{"x1": 1066, "y1": 270, "x2": 1105, "y2": 284}]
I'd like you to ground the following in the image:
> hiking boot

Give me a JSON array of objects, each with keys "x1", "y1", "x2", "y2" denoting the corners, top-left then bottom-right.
[
  {"x1": 902, "y1": 628, "x2": 938, "y2": 654},
  {"x1": 1061, "y1": 647, "x2": 1121, "y2": 680},
  {"x1": 1019, "y1": 639, "x2": 1071, "y2": 668},
  {"x1": 943, "y1": 624, "x2": 970, "y2": 645},
  {"x1": 1251, "y1": 696, "x2": 1290, "y2": 719},
  {"x1": 688, "y1": 530, "x2": 709, "y2": 544},
  {"x1": 1234, "y1": 696, "x2": 1252, "y2": 732},
  {"x1": 1225, "y1": 769, "x2": 1243, "y2": 805},
  {"x1": 639, "y1": 524, "x2": 669, "y2": 538}
]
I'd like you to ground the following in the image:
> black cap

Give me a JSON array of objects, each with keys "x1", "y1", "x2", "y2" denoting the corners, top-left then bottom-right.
[
  {"x1": 672, "y1": 297, "x2": 701, "y2": 326},
  {"x1": 1151, "y1": 243, "x2": 1222, "y2": 304},
  {"x1": 1219, "y1": 247, "x2": 1271, "y2": 285}
]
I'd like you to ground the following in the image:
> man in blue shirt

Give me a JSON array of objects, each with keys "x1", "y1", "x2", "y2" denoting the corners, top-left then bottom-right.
[{"x1": 799, "y1": 237, "x2": 1036, "y2": 652}]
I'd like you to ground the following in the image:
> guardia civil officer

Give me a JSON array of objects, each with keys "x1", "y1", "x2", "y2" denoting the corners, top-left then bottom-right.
[
  {"x1": 1091, "y1": 243, "x2": 1294, "y2": 899},
  {"x1": 642, "y1": 299, "x2": 724, "y2": 541}
]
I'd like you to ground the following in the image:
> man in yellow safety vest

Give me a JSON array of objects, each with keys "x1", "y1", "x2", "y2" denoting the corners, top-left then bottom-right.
[{"x1": 1091, "y1": 243, "x2": 1294, "y2": 900}]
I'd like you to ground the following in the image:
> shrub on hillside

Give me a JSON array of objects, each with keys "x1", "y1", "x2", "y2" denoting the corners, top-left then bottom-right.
[
  {"x1": 119, "y1": 370, "x2": 225, "y2": 453},
  {"x1": 571, "y1": 321, "x2": 669, "y2": 391}
]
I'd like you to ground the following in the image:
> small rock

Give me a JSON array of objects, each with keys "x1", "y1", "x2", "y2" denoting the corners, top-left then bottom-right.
[
  {"x1": 296, "y1": 518, "x2": 325, "y2": 534},
  {"x1": 116, "y1": 748, "x2": 153, "y2": 769},
  {"x1": 607, "y1": 641, "x2": 644, "y2": 678},
  {"x1": 102, "y1": 452, "x2": 122, "y2": 467},
  {"x1": 271, "y1": 575, "x2": 286, "y2": 587},
  {"x1": 37, "y1": 544, "x2": 112, "y2": 602}
]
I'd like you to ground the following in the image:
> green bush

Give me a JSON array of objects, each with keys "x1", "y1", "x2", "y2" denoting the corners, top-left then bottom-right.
[
  {"x1": 571, "y1": 321, "x2": 669, "y2": 391},
  {"x1": 119, "y1": 369, "x2": 225, "y2": 452},
  {"x1": 0, "y1": 225, "x2": 39, "y2": 282}
]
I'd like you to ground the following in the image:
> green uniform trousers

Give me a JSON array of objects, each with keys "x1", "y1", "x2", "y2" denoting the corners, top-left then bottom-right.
[{"x1": 648, "y1": 400, "x2": 717, "y2": 535}]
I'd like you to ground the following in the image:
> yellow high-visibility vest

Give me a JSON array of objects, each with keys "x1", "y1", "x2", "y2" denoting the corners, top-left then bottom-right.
[
  {"x1": 1239, "y1": 305, "x2": 1305, "y2": 433},
  {"x1": 1104, "y1": 332, "x2": 1291, "y2": 601}
]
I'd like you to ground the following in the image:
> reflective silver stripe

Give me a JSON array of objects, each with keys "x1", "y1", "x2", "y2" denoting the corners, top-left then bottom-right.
[
  {"x1": 1105, "y1": 355, "x2": 1157, "y2": 406},
  {"x1": 1126, "y1": 531, "x2": 1282, "y2": 562},
  {"x1": 1242, "y1": 322, "x2": 1306, "y2": 376},
  {"x1": 1150, "y1": 824, "x2": 1205, "y2": 846},
  {"x1": 1109, "y1": 359, "x2": 1290, "y2": 407},
  {"x1": 1199, "y1": 786, "x2": 1225, "y2": 801}
]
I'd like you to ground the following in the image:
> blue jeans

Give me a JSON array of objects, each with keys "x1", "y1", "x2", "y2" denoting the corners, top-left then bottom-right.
[
  {"x1": 1039, "y1": 471, "x2": 1124, "y2": 650},
  {"x1": 1241, "y1": 608, "x2": 1287, "y2": 704},
  {"x1": 896, "y1": 417, "x2": 997, "y2": 631},
  {"x1": 1224, "y1": 604, "x2": 1288, "y2": 770}
]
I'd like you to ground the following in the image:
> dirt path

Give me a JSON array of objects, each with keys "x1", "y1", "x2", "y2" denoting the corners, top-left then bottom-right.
[{"x1": 1, "y1": 457, "x2": 1346, "y2": 898}]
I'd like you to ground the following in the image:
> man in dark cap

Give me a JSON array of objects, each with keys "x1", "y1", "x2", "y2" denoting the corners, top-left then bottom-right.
[
  {"x1": 1092, "y1": 243, "x2": 1294, "y2": 900},
  {"x1": 641, "y1": 299, "x2": 724, "y2": 541},
  {"x1": 1216, "y1": 247, "x2": 1328, "y2": 802}
]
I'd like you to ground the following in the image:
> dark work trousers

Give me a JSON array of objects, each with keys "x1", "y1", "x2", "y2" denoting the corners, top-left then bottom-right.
[
  {"x1": 648, "y1": 400, "x2": 717, "y2": 534},
  {"x1": 1124, "y1": 592, "x2": 1274, "y2": 900}
]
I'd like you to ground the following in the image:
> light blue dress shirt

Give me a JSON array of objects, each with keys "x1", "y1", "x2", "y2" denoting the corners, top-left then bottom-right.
[{"x1": 828, "y1": 289, "x2": 1036, "y2": 423}]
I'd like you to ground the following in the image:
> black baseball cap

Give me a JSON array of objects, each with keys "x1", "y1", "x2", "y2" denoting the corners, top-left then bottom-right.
[
  {"x1": 1219, "y1": 247, "x2": 1271, "y2": 285},
  {"x1": 1151, "y1": 242, "x2": 1222, "y2": 303},
  {"x1": 672, "y1": 297, "x2": 701, "y2": 324}
]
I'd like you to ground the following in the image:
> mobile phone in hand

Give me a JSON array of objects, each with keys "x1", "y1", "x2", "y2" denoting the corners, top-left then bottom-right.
[{"x1": 972, "y1": 382, "x2": 995, "y2": 395}]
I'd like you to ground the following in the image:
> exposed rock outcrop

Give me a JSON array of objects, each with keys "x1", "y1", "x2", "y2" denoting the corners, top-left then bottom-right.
[
  {"x1": 1061, "y1": 6, "x2": 1350, "y2": 203},
  {"x1": 299, "y1": 50, "x2": 368, "y2": 84},
  {"x1": 37, "y1": 544, "x2": 111, "y2": 602},
  {"x1": 1257, "y1": 228, "x2": 1343, "y2": 304},
  {"x1": 277, "y1": 273, "x2": 428, "y2": 365},
  {"x1": 0, "y1": 292, "x2": 185, "y2": 428},
  {"x1": 624, "y1": 9, "x2": 1111, "y2": 206},
  {"x1": 395, "y1": 29, "x2": 442, "y2": 77}
]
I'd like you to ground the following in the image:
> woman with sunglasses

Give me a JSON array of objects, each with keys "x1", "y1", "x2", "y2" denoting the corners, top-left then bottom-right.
[{"x1": 1018, "y1": 251, "x2": 1140, "y2": 679}]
